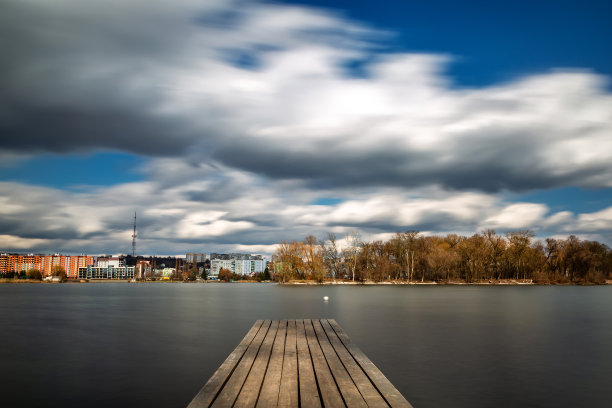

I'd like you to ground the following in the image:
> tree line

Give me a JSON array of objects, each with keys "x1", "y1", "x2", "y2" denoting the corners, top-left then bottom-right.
[{"x1": 271, "y1": 231, "x2": 612, "y2": 284}]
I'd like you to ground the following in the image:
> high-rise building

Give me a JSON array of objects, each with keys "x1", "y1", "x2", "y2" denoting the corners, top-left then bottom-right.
[
  {"x1": 210, "y1": 259, "x2": 234, "y2": 278},
  {"x1": 186, "y1": 253, "x2": 206, "y2": 263},
  {"x1": 234, "y1": 259, "x2": 266, "y2": 275},
  {"x1": 209, "y1": 254, "x2": 268, "y2": 279},
  {"x1": 0, "y1": 254, "x2": 94, "y2": 278},
  {"x1": 78, "y1": 265, "x2": 135, "y2": 280},
  {"x1": 41, "y1": 255, "x2": 95, "y2": 278}
]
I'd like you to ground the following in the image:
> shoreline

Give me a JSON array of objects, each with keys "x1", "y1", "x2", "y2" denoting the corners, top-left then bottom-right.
[
  {"x1": 2, "y1": 278, "x2": 610, "y2": 285},
  {"x1": 279, "y1": 279, "x2": 610, "y2": 286}
]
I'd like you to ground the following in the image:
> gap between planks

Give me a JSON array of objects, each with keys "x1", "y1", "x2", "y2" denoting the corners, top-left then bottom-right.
[{"x1": 187, "y1": 319, "x2": 413, "y2": 408}]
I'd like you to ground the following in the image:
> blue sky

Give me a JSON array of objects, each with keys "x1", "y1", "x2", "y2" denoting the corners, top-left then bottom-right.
[
  {"x1": 0, "y1": 0, "x2": 611, "y2": 255},
  {"x1": 0, "y1": 152, "x2": 145, "y2": 188},
  {"x1": 284, "y1": 0, "x2": 612, "y2": 85}
]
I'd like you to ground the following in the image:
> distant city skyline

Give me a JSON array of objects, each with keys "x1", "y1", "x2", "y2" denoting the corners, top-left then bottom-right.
[{"x1": 1, "y1": 0, "x2": 611, "y2": 256}]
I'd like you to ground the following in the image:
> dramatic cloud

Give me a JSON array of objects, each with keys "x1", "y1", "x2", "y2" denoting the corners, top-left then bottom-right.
[
  {"x1": 1, "y1": 173, "x2": 611, "y2": 256},
  {"x1": 2, "y1": 0, "x2": 612, "y2": 192},
  {"x1": 1, "y1": 0, "x2": 611, "y2": 254}
]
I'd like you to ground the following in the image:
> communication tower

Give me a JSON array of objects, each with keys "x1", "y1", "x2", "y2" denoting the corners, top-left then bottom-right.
[{"x1": 132, "y1": 212, "x2": 137, "y2": 257}]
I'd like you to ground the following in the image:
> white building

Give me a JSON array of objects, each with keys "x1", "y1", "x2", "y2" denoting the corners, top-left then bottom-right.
[
  {"x1": 209, "y1": 257, "x2": 267, "y2": 279},
  {"x1": 78, "y1": 265, "x2": 135, "y2": 280},
  {"x1": 234, "y1": 259, "x2": 266, "y2": 276},
  {"x1": 96, "y1": 256, "x2": 124, "y2": 268},
  {"x1": 210, "y1": 259, "x2": 234, "y2": 279}
]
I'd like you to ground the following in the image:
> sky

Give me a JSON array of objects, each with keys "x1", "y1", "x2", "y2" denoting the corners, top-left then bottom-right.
[{"x1": 1, "y1": 0, "x2": 611, "y2": 256}]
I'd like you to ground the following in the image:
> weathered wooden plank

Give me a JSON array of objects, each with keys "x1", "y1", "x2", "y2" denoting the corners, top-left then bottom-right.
[
  {"x1": 296, "y1": 319, "x2": 322, "y2": 408},
  {"x1": 234, "y1": 321, "x2": 280, "y2": 408},
  {"x1": 320, "y1": 319, "x2": 389, "y2": 407},
  {"x1": 189, "y1": 319, "x2": 412, "y2": 408},
  {"x1": 256, "y1": 320, "x2": 287, "y2": 407},
  {"x1": 304, "y1": 319, "x2": 345, "y2": 407},
  {"x1": 278, "y1": 320, "x2": 299, "y2": 407},
  {"x1": 187, "y1": 320, "x2": 265, "y2": 408},
  {"x1": 312, "y1": 320, "x2": 367, "y2": 408},
  {"x1": 211, "y1": 320, "x2": 272, "y2": 408},
  {"x1": 328, "y1": 319, "x2": 413, "y2": 408}
]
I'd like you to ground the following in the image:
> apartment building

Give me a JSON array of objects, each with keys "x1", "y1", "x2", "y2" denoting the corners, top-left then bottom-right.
[
  {"x1": 0, "y1": 254, "x2": 94, "y2": 278},
  {"x1": 96, "y1": 256, "x2": 125, "y2": 268},
  {"x1": 41, "y1": 255, "x2": 95, "y2": 278},
  {"x1": 210, "y1": 259, "x2": 234, "y2": 278},
  {"x1": 186, "y1": 253, "x2": 206, "y2": 263},
  {"x1": 234, "y1": 259, "x2": 266, "y2": 275},
  {"x1": 209, "y1": 254, "x2": 267, "y2": 279},
  {"x1": 78, "y1": 265, "x2": 135, "y2": 280},
  {"x1": 0, "y1": 254, "x2": 43, "y2": 274}
]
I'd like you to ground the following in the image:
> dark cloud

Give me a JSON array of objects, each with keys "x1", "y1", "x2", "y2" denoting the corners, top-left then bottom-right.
[
  {"x1": 1, "y1": 1, "x2": 611, "y2": 193},
  {"x1": 214, "y1": 128, "x2": 610, "y2": 192},
  {"x1": 1, "y1": 1, "x2": 612, "y2": 255},
  {"x1": 0, "y1": 218, "x2": 79, "y2": 241},
  {"x1": 0, "y1": 106, "x2": 196, "y2": 156}
]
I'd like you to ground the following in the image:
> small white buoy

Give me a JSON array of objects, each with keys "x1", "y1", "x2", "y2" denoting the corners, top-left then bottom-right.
[{"x1": 323, "y1": 296, "x2": 329, "y2": 302}]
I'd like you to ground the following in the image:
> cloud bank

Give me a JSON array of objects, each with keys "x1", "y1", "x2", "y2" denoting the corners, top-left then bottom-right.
[{"x1": 1, "y1": 0, "x2": 611, "y2": 254}]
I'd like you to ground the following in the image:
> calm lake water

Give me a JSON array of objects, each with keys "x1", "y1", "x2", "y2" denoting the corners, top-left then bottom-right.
[{"x1": 0, "y1": 283, "x2": 610, "y2": 408}]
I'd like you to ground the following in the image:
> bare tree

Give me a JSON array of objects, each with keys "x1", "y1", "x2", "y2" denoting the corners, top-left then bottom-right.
[
  {"x1": 322, "y1": 233, "x2": 342, "y2": 279},
  {"x1": 343, "y1": 231, "x2": 361, "y2": 282},
  {"x1": 402, "y1": 231, "x2": 420, "y2": 281}
]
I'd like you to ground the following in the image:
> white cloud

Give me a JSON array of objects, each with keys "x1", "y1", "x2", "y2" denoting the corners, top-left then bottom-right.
[
  {"x1": 574, "y1": 207, "x2": 612, "y2": 232},
  {"x1": 542, "y1": 211, "x2": 574, "y2": 227},
  {"x1": 234, "y1": 244, "x2": 279, "y2": 255},
  {"x1": 177, "y1": 216, "x2": 254, "y2": 239},
  {"x1": 0, "y1": 235, "x2": 50, "y2": 250},
  {"x1": 0, "y1": 1, "x2": 611, "y2": 253},
  {"x1": 481, "y1": 203, "x2": 549, "y2": 230},
  {"x1": 0, "y1": 173, "x2": 610, "y2": 256},
  {"x1": 2, "y1": 0, "x2": 612, "y2": 192}
]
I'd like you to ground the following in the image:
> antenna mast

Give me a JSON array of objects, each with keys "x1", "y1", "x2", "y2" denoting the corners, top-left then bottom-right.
[{"x1": 132, "y1": 212, "x2": 137, "y2": 257}]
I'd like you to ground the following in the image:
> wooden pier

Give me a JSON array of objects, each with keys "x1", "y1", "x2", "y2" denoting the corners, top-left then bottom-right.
[{"x1": 187, "y1": 319, "x2": 413, "y2": 408}]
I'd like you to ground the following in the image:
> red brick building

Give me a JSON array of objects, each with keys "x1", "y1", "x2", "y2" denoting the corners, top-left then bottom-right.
[{"x1": 0, "y1": 254, "x2": 95, "y2": 278}]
